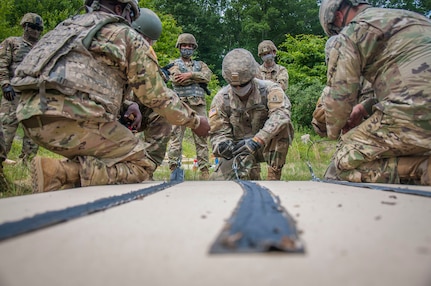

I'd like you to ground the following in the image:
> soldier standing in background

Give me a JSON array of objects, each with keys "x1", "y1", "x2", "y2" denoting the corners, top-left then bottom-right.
[
  {"x1": 11, "y1": 0, "x2": 209, "y2": 192},
  {"x1": 257, "y1": 40, "x2": 289, "y2": 92},
  {"x1": 0, "y1": 13, "x2": 43, "y2": 164},
  {"x1": 166, "y1": 33, "x2": 212, "y2": 180},
  {"x1": 319, "y1": 0, "x2": 431, "y2": 185},
  {"x1": 209, "y1": 48, "x2": 294, "y2": 180}
]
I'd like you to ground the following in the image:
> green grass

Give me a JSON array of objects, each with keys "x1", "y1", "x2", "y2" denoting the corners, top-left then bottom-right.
[{"x1": 1, "y1": 127, "x2": 336, "y2": 198}]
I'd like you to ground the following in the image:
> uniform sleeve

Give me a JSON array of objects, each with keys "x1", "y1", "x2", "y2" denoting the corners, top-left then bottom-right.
[
  {"x1": 255, "y1": 83, "x2": 292, "y2": 145},
  {"x1": 209, "y1": 88, "x2": 234, "y2": 151},
  {"x1": 0, "y1": 38, "x2": 13, "y2": 87},
  {"x1": 191, "y1": 61, "x2": 212, "y2": 83},
  {"x1": 115, "y1": 29, "x2": 199, "y2": 129},
  {"x1": 276, "y1": 65, "x2": 289, "y2": 91},
  {"x1": 324, "y1": 34, "x2": 362, "y2": 139}
]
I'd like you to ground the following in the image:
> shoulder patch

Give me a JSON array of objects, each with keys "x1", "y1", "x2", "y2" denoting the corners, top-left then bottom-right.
[
  {"x1": 209, "y1": 107, "x2": 218, "y2": 118},
  {"x1": 269, "y1": 91, "x2": 283, "y2": 103}
]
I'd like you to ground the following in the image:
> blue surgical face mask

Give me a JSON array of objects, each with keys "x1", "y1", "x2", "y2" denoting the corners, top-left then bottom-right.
[
  {"x1": 180, "y1": 48, "x2": 194, "y2": 58},
  {"x1": 261, "y1": 53, "x2": 275, "y2": 63}
]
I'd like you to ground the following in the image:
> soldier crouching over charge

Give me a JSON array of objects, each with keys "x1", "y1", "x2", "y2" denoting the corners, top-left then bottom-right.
[
  {"x1": 11, "y1": 0, "x2": 209, "y2": 192},
  {"x1": 209, "y1": 48, "x2": 294, "y2": 180}
]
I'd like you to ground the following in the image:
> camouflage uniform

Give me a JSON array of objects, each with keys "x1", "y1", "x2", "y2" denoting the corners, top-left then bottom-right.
[
  {"x1": 12, "y1": 11, "x2": 201, "y2": 190},
  {"x1": 321, "y1": 7, "x2": 431, "y2": 184},
  {"x1": 258, "y1": 64, "x2": 289, "y2": 92},
  {"x1": 209, "y1": 78, "x2": 294, "y2": 180},
  {"x1": 0, "y1": 36, "x2": 39, "y2": 161},
  {"x1": 121, "y1": 98, "x2": 171, "y2": 167},
  {"x1": 167, "y1": 51, "x2": 212, "y2": 176},
  {"x1": 257, "y1": 40, "x2": 289, "y2": 91}
]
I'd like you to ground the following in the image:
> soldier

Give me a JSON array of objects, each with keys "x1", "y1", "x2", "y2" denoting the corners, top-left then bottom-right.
[
  {"x1": 166, "y1": 33, "x2": 212, "y2": 180},
  {"x1": 11, "y1": 0, "x2": 210, "y2": 193},
  {"x1": 209, "y1": 48, "x2": 294, "y2": 180},
  {"x1": 0, "y1": 13, "x2": 43, "y2": 163},
  {"x1": 125, "y1": 8, "x2": 171, "y2": 170},
  {"x1": 312, "y1": 35, "x2": 375, "y2": 137},
  {"x1": 257, "y1": 40, "x2": 289, "y2": 92},
  {"x1": 319, "y1": 0, "x2": 431, "y2": 185}
]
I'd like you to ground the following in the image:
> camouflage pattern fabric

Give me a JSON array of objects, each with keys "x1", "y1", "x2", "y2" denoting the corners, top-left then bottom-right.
[
  {"x1": 312, "y1": 78, "x2": 375, "y2": 138},
  {"x1": 135, "y1": 105, "x2": 171, "y2": 167},
  {"x1": 0, "y1": 36, "x2": 39, "y2": 159},
  {"x1": 322, "y1": 7, "x2": 431, "y2": 184},
  {"x1": 168, "y1": 104, "x2": 210, "y2": 171},
  {"x1": 22, "y1": 115, "x2": 156, "y2": 186},
  {"x1": 258, "y1": 63, "x2": 289, "y2": 91},
  {"x1": 168, "y1": 59, "x2": 211, "y2": 99},
  {"x1": 167, "y1": 57, "x2": 212, "y2": 171},
  {"x1": 209, "y1": 79, "x2": 294, "y2": 180},
  {"x1": 12, "y1": 12, "x2": 201, "y2": 186},
  {"x1": 327, "y1": 110, "x2": 431, "y2": 183}
]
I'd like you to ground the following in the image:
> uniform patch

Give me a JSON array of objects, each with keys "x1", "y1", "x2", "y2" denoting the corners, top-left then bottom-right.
[
  {"x1": 269, "y1": 92, "x2": 283, "y2": 103},
  {"x1": 209, "y1": 107, "x2": 217, "y2": 118}
]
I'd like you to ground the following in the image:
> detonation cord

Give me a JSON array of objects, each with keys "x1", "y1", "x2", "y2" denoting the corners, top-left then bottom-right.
[{"x1": 0, "y1": 181, "x2": 182, "y2": 242}]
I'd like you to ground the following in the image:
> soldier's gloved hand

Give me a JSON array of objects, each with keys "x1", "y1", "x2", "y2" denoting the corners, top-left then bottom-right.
[
  {"x1": 215, "y1": 141, "x2": 235, "y2": 160},
  {"x1": 232, "y1": 137, "x2": 262, "y2": 156},
  {"x1": 2, "y1": 84, "x2": 16, "y2": 101},
  {"x1": 124, "y1": 102, "x2": 142, "y2": 131},
  {"x1": 192, "y1": 116, "x2": 210, "y2": 137}
]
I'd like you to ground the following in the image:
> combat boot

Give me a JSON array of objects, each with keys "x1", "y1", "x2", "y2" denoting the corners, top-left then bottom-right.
[
  {"x1": 267, "y1": 166, "x2": 282, "y2": 180},
  {"x1": 199, "y1": 167, "x2": 210, "y2": 180},
  {"x1": 31, "y1": 157, "x2": 80, "y2": 193},
  {"x1": 397, "y1": 156, "x2": 431, "y2": 185},
  {"x1": 0, "y1": 166, "x2": 9, "y2": 191}
]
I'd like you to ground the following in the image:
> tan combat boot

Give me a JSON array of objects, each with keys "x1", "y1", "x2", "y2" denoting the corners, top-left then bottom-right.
[
  {"x1": 31, "y1": 157, "x2": 80, "y2": 193},
  {"x1": 199, "y1": 167, "x2": 210, "y2": 180},
  {"x1": 267, "y1": 166, "x2": 282, "y2": 180},
  {"x1": 397, "y1": 156, "x2": 431, "y2": 185}
]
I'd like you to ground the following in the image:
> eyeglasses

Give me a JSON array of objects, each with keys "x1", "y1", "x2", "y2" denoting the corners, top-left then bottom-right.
[{"x1": 26, "y1": 23, "x2": 43, "y2": 31}]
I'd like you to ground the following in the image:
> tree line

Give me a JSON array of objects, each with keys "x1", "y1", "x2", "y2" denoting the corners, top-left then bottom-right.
[{"x1": 1, "y1": 0, "x2": 430, "y2": 129}]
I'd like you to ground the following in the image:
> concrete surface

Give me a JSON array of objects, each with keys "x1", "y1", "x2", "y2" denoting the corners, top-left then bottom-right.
[{"x1": 0, "y1": 181, "x2": 430, "y2": 286}]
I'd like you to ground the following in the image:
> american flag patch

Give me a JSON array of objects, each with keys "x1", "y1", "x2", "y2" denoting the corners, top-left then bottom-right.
[{"x1": 209, "y1": 107, "x2": 217, "y2": 118}]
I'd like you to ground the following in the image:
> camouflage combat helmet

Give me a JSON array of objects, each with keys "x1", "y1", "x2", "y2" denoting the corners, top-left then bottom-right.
[
  {"x1": 222, "y1": 48, "x2": 259, "y2": 86},
  {"x1": 132, "y1": 8, "x2": 162, "y2": 40},
  {"x1": 20, "y1": 13, "x2": 43, "y2": 30},
  {"x1": 84, "y1": 0, "x2": 140, "y2": 21},
  {"x1": 175, "y1": 33, "x2": 198, "y2": 49},
  {"x1": 319, "y1": 0, "x2": 370, "y2": 36},
  {"x1": 258, "y1": 40, "x2": 277, "y2": 57}
]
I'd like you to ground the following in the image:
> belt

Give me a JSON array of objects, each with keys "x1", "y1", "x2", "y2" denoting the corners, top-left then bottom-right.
[{"x1": 22, "y1": 116, "x2": 64, "y2": 129}]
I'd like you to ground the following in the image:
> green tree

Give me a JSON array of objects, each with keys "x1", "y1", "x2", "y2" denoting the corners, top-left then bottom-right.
[{"x1": 277, "y1": 34, "x2": 327, "y2": 130}]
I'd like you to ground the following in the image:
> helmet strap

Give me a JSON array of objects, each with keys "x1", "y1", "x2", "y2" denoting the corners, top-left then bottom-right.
[
  {"x1": 121, "y1": 3, "x2": 133, "y2": 21},
  {"x1": 341, "y1": 5, "x2": 352, "y2": 27}
]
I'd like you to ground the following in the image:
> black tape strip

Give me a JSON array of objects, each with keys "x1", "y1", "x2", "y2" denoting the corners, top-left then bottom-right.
[
  {"x1": 209, "y1": 180, "x2": 305, "y2": 254},
  {"x1": 0, "y1": 181, "x2": 180, "y2": 242},
  {"x1": 316, "y1": 178, "x2": 431, "y2": 198}
]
